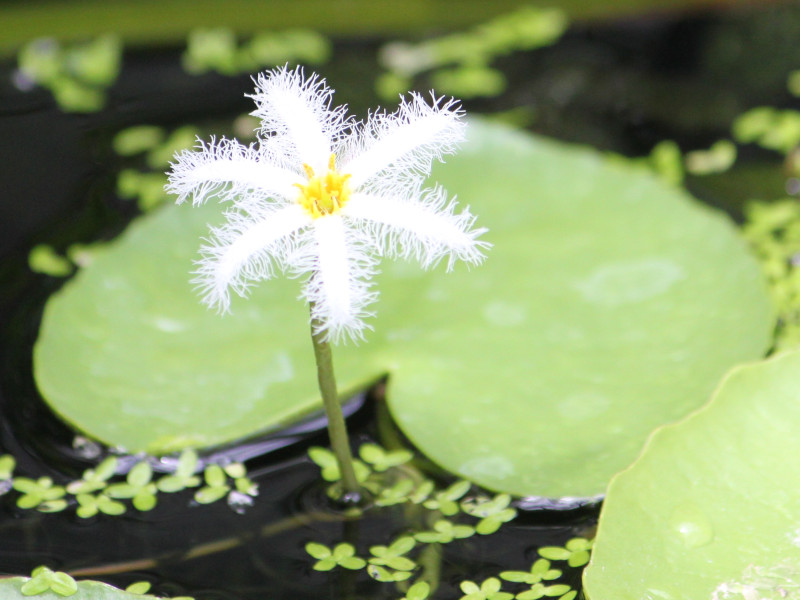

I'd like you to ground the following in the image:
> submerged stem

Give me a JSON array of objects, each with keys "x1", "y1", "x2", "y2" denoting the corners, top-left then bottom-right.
[{"x1": 309, "y1": 309, "x2": 361, "y2": 501}]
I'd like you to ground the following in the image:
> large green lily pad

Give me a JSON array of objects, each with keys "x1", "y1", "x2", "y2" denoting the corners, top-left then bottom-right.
[
  {"x1": 583, "y1": 350, "x2": 800, "y2": 600},
  {"x1": 33, "y1": 201, "x2": 385, "y2": 453},
  {"x1": 34, "y1": 120, "x2": 773, "y2": 497},
  {"x1": 377, "y1": 121, "x2": 773, "y2": 497}
]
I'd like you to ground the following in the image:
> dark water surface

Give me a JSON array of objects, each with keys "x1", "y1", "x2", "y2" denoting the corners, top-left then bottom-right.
[{"x1": 1, "y1": 4, "x2": 799, "y2": 598}]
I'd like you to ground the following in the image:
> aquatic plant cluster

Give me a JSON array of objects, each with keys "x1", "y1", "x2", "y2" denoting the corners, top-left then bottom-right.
[{"x1": 5, "y1": 2, "x2": 800, "y2": 600}]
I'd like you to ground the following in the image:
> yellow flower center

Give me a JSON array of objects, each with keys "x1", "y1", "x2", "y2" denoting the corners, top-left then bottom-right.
[{"x1": 296, "y1": 154, "x2": 352, "y2": 219}]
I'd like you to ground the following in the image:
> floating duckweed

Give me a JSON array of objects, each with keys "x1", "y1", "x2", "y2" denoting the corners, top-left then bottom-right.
[
  {"x1": 685, "y1": 140, "x2": 737, "y2": 175},
  {"x1": 21, "y1": 566, "x2": 78, "y2": 597},
  {"x1": 742, "y1": 199, "x2": 800, "y2": 350},
  {"x1": 647, "y1": 140, "x2": 684, "y2": 186},
  {"x1": 13, "y1": 476, "x2": 66, "y2": 511},
  {"x1": 458, "y1": 577, "x2": 514, "y2": 600},
  {"x1": 113, "y1": 126, "x2": 166, "y2": 156},
  {"x1": 16, "y1": 35, "x2": 121, "y2": 113},
  {"x1": 0, "y1": 454, "x2": 15, "y2": 480},
  {"x1": 733, "y1": 107, "x2": 800, "y2": 154},
  {"x1": 125, "y1": 581, "x2": 152, "y2": 595},
  {"x1": 305, "y1": 542, "x2": 367, "y2": 572},
  {"x1": 538, "y1": 537, "x2": 594, "y2": 568},
  {"x1": 28, "y1": 245, "x2": 73, "y2": 277},
  {"x1": 377, "y1": 5, "x2": 566, "y2": 99},
  {"x1": 182, "y1": 28, "x2": 330, "y2": 76}
]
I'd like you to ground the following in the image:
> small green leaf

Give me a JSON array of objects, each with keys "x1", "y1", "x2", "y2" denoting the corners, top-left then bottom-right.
[
  {"x1": 331, "y1": 543, "x2": 357, "y2": 560},
  {"x1": 203, "y1": 464, "x2": 226, "y2": 487},
  {"x1": 390, "y1": 536, "x2": 416, "y2": 555},
  {"x1": 21, "y1": 575, "x2": 51, "y2": 596},
  {"x1": 126, "y1": 581, "x2": 152, "y2": 594},
  {"x1": 405, "y1": 581, "x2": 431, "y2": 600},
  {"x1": 312, "y1": 558, "x2": 337, "y2": 572},
  {"x1": 175, "y1": 449, "x2": 199, "y2": 478},
  {"x1": 49, "y1": 572, "x2": 79, "y2": 596},
  {"x1": 155, "y1": 475, "x2": 187, "y2": 493},
  {"x1": 541, "y1": 584, "x2": 571, "y2": 597},
  {"x1": 308, "y1": 447, "x2": 337, "y2": 468},
  {"x1": 305, "y1": 542, "x2": 331, "y2": 560},
  {"x1": 105, "y1": 483, "x2": 139, "y2": 498},
  {"x1": 29, "y1": 244, "x2": 73, "y2": 277},
  {"x1": 37, "y1": 499, "x2": 68, "y2": 513},
  {"x1": 367, "y1": 565, "x2": 393, "y2": 582},
  {"x1": 566, "y1": 551, "x2": 590, "y2": 568},
  {"x1": 223, "y1": 463, "x2": 246, "y2": 479},
  {"x1": 127, "y1": 462, "x2": 153, "y2": 488},
  {"x1": 113, "y1": 126, "x2": 165, "y2": 156},
  {"x1": 537, "y1": 547, "x2": 571, "y2": 561},
  {"x1": 194, "y1": 485, "x2": 230, "y2": 504},
  {"x1": 443, "y1": 480, "x2": 471, "y2": 501},
  {"x1": 0, "y1": 454, "x2": 15, "y2": 479},
  {"x1": 358, "y1": 443, "x2": 385, "y2": 464},
  {"x1": 461, "y1": 581, "x2": 481, "y2": 595},
  {"x1": 97, "y1": 495, "x2": 126, "y2": 516},
  {"x1": 17, "y1": 494, "x2": 42, "y2": 510},
  {"x1": 339, "y1": 556, "x2": 367, "y2": 570},
  {"x1": 13, "y1": 477, "x2": 43, "y2": 494},
  {"x1": 132, "y1": 491, "x2": 157, "y2": 512}
]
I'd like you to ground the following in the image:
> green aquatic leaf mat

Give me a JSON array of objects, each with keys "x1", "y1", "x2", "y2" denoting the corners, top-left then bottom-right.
[
  {"x1": 33, "y1": 120, "x2": 773, "y2": 497},
  {"x1": 583, "y1": 350, "x2": 800, "y2": 600}
]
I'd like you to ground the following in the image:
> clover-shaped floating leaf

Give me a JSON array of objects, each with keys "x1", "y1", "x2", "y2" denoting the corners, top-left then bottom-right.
[
  {"x1": 459, "y1": 577, "x2": 514, "y2": 600},
  {"x1": 368, "y1": 536, "x2": 417, "y2": 571},
  {"x1": 414, "y1": 519, "x2": 475, "y2": 544},
  {"x1": 515, "y1": 583, "x2": 574, "y2": 600},
  {"x1": 66, "y1": 456, "x2": 118, "y2": 495},
  {"x1": 13, "y1": 477, "x2": 67, "y2": 511},
  {"x1": 305, "y1": 542, "x2": 366, "y2": 571},
  {"x1": 21, "y1": 566, "x2": 78, "y2": 597},
  {"x1": 583, "y1": 350, "x2": 800, "y2": 600},
  {"x1": 308, "y1": 447, "x2": 370, "y2": 483},
  {"x1": 106, "y1": 461, "x2": 158, "y2": 511},
  {"x1": 156, "y1": 450, "x2": 201, "y2": 493},
  {"x1": 500, "y1": 559, "x2": 561, "y2": 585},
  {"x1": 358, "y1": 444, "x2": 414, "y2": 472},
  {"x1": 538, "y1": 538, "x2": 592, "y2": 568},
  {"x1": 461, "y1": 493, "x2": 517, "y2": 534},
  {"x1": 75, "y1": 492, "x2": 126, "y2": 518},
  {"x1": 423, "y1": 480, "x2": 471, "y2": 516}
]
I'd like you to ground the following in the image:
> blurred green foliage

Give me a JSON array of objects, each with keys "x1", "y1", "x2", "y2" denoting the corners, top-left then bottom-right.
[
  {"x1": 16, "y1": 35, "x2": 121, "y2": 112},
  {"x1": 377, "y1": 5, "x2": 567, "y2": 99}
]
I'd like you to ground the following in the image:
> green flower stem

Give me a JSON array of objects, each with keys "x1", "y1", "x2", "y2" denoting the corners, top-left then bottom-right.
[{"x1": 309, "y1": 312, "x2": 361, "y2": 500}]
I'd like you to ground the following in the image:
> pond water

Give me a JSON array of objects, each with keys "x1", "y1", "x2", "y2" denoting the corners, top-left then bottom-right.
[{"x1": 0, "y1": 3, "x2": 798, "y2": 599}]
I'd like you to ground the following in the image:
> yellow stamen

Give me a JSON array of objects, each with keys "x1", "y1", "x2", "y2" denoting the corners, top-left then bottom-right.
[{"x1": 296, "y1": 153, "x2": 352, "y2": 219}]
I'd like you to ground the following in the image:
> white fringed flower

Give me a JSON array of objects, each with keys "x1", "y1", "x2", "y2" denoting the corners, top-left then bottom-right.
[{"x1": 166, "y1": 66, "x2": 489, "y2": 342}]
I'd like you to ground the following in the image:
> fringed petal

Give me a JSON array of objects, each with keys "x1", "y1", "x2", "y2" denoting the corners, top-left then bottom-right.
[
  {"x1": 343, "y1": 187, "x2": 490, "y2": 270},
  {"x1": 166, "y1": 136, "x2": 299, "y2": 205}
]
